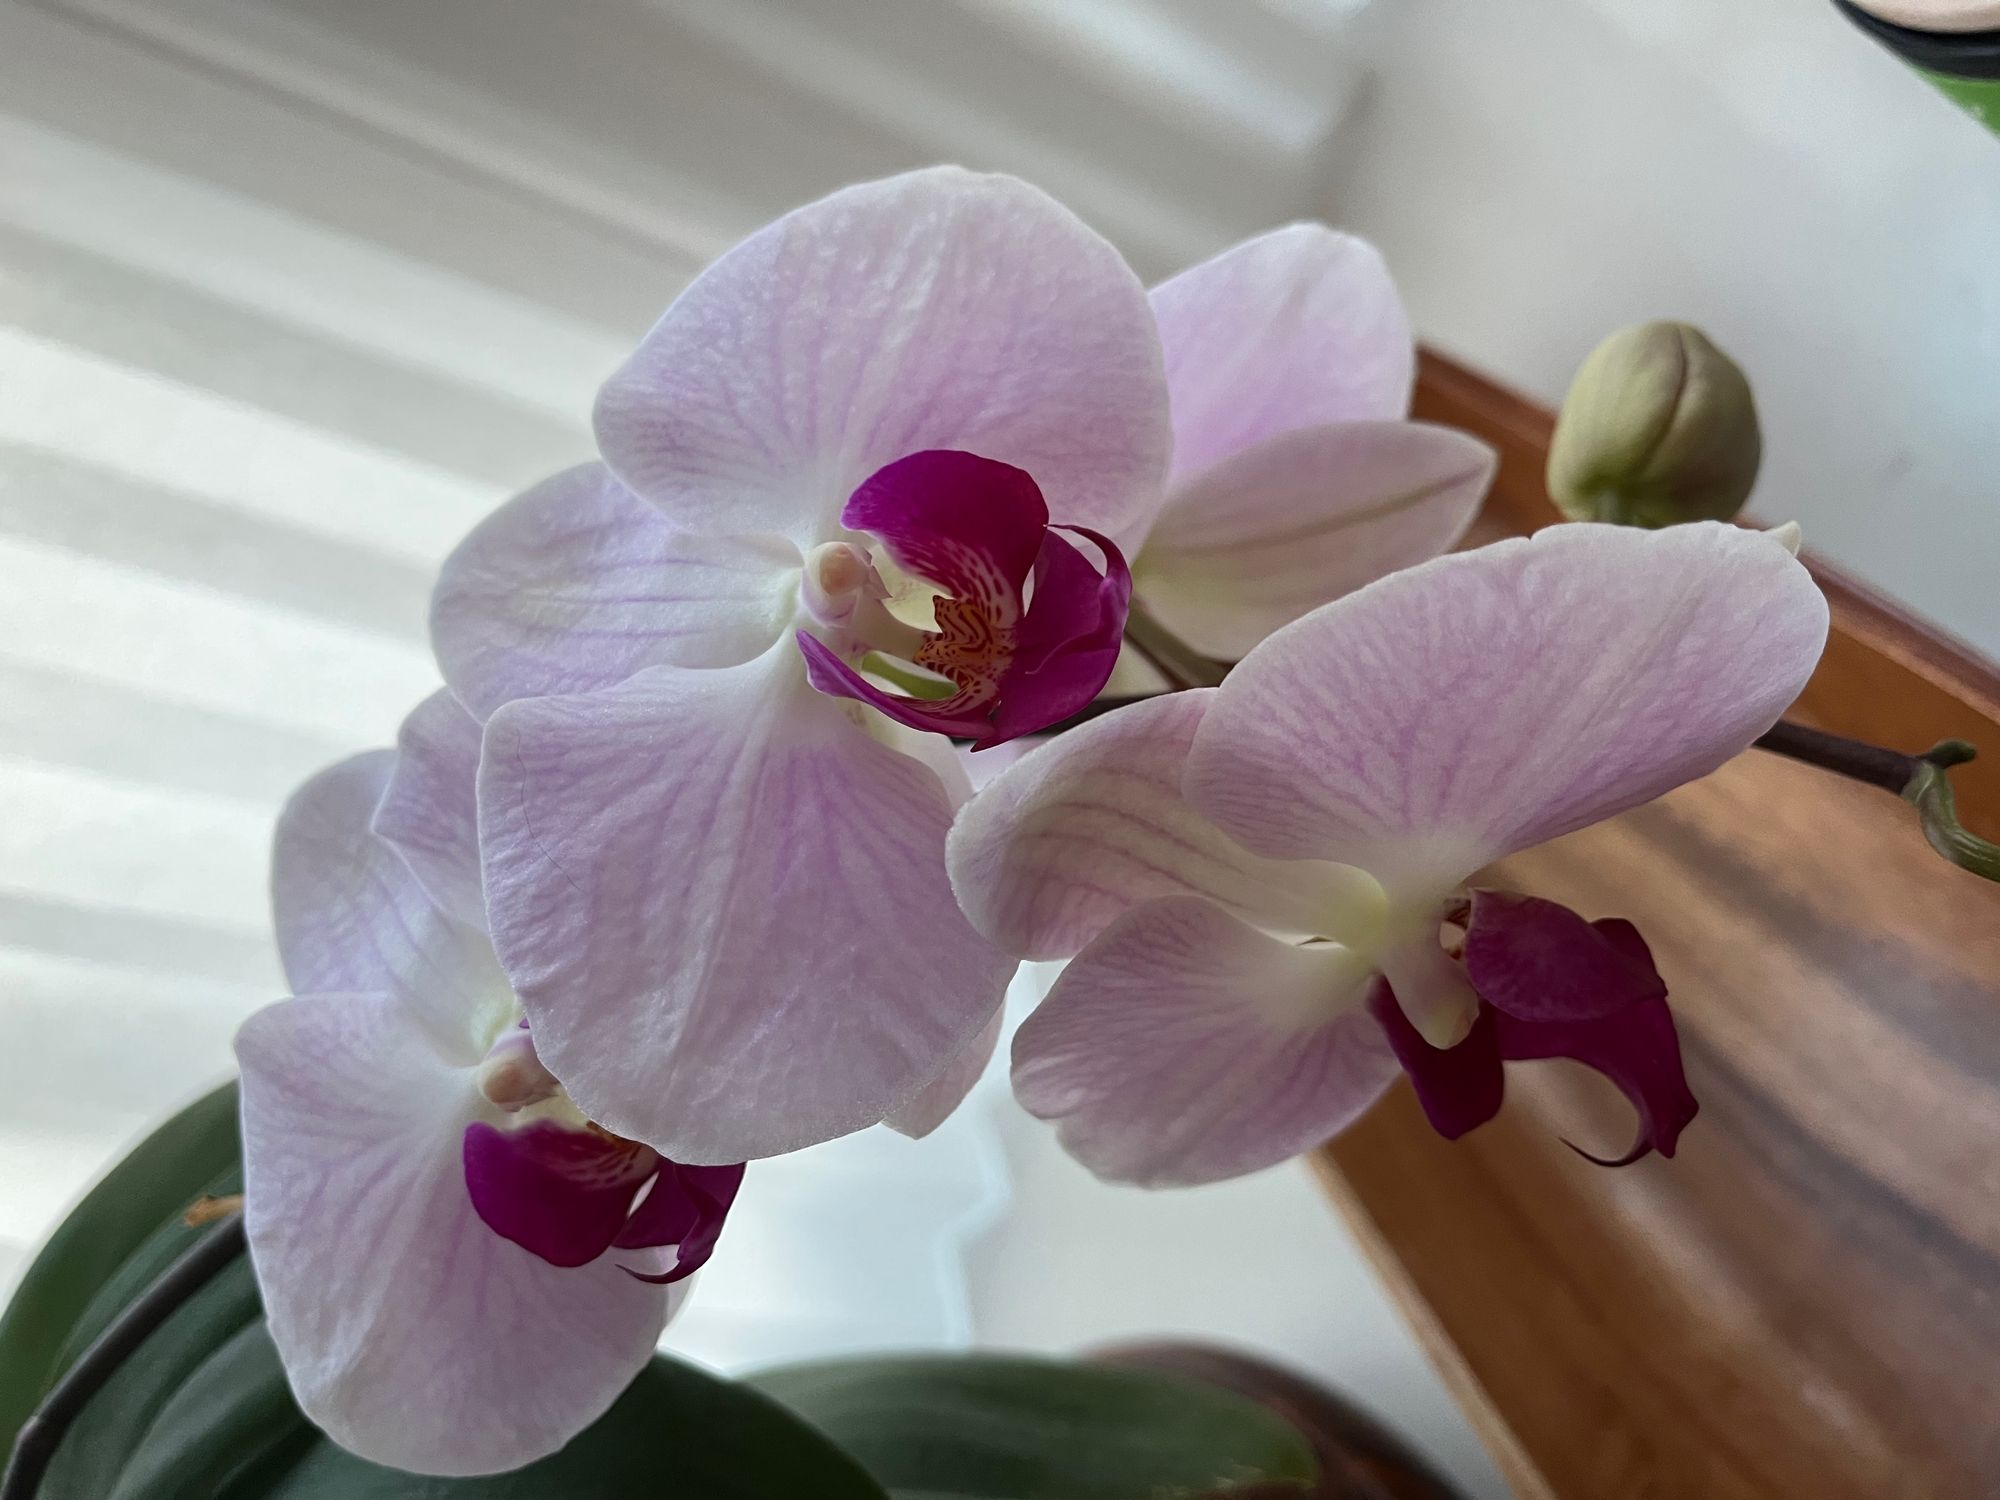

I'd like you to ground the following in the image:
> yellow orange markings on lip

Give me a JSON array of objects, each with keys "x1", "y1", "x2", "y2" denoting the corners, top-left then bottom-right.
[{"x1": 916, "y1": 594, "x2": 1014, "y2": 706}]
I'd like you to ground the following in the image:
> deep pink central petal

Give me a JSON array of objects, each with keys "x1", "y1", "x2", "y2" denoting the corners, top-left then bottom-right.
[
  {"x1": 801, "y1": 449, "x2": 1132, "y2": 746},
  {"x1": 1489, "y1": 916, "x2": 1698, "y2": 1165},
  {"x1": 841, "y1": 449, "x2": 1047, "y2": 611},
  {"x1": 1368, "y1": 980, "x2": 1505, "y2": 1140},
  {"x1": 462, "y1": 1119, "x2": 660, "y2": 1268},
  {"x1": 614, "y1": 1161, "x2": 747, "y2": 1286},
  {"x1": 987, "y1": 525, "x2": 1132, "y2": 744},
  {"x1": 1461, "y1": 890, "x2": 1668, "y2": 1022},
  {"x1": 1371, "y1": 910, "x2": 1699, "y2": 1165}
]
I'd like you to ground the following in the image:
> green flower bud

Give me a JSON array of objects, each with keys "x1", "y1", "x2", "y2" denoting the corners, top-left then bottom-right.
[{"x1": 1547, "y1": 321, "x2": 1762, "y2": 528}]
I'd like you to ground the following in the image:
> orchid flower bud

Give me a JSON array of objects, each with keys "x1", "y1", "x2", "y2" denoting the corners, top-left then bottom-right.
[{"x1": 1548, "y1": 321, "x2": 1762, "y2": 528}]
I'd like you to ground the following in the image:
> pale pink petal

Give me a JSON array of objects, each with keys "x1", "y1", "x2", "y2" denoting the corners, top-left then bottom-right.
[
  {"x1": 236, "y1": 991, "x2": 678, "y2": 1476},
  {"x1": 1137, "y1": 422, "x2": 1495, "y2": 659},
  {"x1": 1011, "y1": 896, "x2": 1396, "y2": 1186},
  {"x1": 947, "y1": 691, "x2": 1383, "y2": 961},
  {"x1": 1185, "y1": 523, "x2": 1830, "y2": 892},
  {"x1": 1152, "y1": 225, "x2": 1412, "y2": 487},
  {"x1": 273, "y1": 753, "x2": 507, "y2": 1055},
  {"x1": 479, "y1": 645, "x2": 1016, "y2": 1163},
  {"x1": 373, "y1": 689, "x2": 485, "y2": 929},
  {"x1": 432, "y1": 463, "x2": 799, "y2": 720},
  {"x1": 595, "y1": 167, "x2": 1170, "y2": 546},
  {"x1": 884, "y1": 1005, "x2": 1002, "y2": 1140}
]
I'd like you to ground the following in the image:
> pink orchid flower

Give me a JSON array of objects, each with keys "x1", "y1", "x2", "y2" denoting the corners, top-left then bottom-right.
[
  {"x1": 421, "y1": 167, "x2": 1169, "y2": 1164},
  {"x1": 903, "y1": 223, "x2": 1500, "y2": 1105},
  {"x1": 235, "y1": 692, "x2": 741, "y2": 1475},
  {"x1": 947, "y1": 522, "x2": 1829, "y2": 1186},
  {"x1": 1123, "y1": 225, "x2": 1498, "y2": 665}
]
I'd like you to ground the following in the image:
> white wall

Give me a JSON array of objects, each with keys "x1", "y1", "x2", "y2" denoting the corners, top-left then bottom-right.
[{"x1": 1336, "y1": 0, "x2": 2000, "y2": 657}]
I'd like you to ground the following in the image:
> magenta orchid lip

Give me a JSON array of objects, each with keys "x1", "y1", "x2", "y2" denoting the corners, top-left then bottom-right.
[{"x1": 795, "y1": 448, "x2": 1133, "y2": 748}]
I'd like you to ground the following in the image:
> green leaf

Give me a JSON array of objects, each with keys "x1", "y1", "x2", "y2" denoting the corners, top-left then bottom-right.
[
  {"x1": 260, "y1": 1356, "x2": 890, "y2": 1500},
  {"x1": 0, "y1": 1079, "x2": 240, "y2": 1453},
  {"x1": 749, "y1": 1354, "x2": 1317, "y2": 1499},
  {"x1": 3, "y1": 1081, "x2": 888, "y2": 1499},
  {"x1": 104, "y1": 1320, "x2": 312, "y2": 1500},
  {"x1": 38, "y1": 1250, "x2": 265, "y2": 1499}
]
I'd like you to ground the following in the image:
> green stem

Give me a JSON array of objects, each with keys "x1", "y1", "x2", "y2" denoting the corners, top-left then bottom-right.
[
  {"x1": 1901, "y1": 742, "x2": 2000, "y2": 882},
  {"x1": 1121, "y1": 599, "x2": 1228, "y2": 690}
]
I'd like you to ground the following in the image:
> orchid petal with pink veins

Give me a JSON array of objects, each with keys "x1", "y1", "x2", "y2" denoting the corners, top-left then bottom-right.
[
  {"x1": 1185, "y1": 522, "x2": 1830, "y2": 894},
  {"x1": 250, "y1": 751, "x2": 742, "y2": 1472},
  {"x1": 478, "y1": 645, "x2": 1016, "y2": 1163},
  {"x1": 1150, "y1": 225, "x2": 1412, "y2": 492},
  {"x1": 1011, "y1": 896, "x2": 1397, "y2": 1187},
  {"x1": 1135, "y1": 422, "x2": 1495, "y2": 660},
  {"x1": 884, "y1": 1005, "x2": 1004, "y2": 1140},
  {"x1": 431, "y1": 464, "x2": 800, "y2": 721},
  {"x1": 374, "y1": 689, "x2": 485, "y2": 928},
  {"x1": 947, "y1": 691, "x2": 1384, "y2": 962},
  {"x1": 272, "y1": 752, "x2": 507, "y2": 1054},
  {"x1": 237, "y1": 990, "x2": 681, "y2": 1477},
  {"x1": 595, "y1": 168, "x2": 1170, "y2": 547}
]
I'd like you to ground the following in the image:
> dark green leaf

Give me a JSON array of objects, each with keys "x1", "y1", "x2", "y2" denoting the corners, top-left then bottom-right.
[
  {"x1": 38, "y1": 1252, "x2": 264, "y2": 1499},
  {"x1": 260, "y1": 1355, "x2": 890, "y2": 1500},
  {"x1": 3, "y1": 1083, "x2": 888, "y2": 1499},
  {"x1": 0, "y1": 1079, "x2": 239, "y2": 1453},
  {"x1": 105, "y1": 1320, "x2": 313, "y2": 1500},
  {"x1": 48, "y1": 1161, "x2": 243, "y2": 1380},
  {"x1": 750, "y1": 1353, "x2": 1317, "y2": 1498}
]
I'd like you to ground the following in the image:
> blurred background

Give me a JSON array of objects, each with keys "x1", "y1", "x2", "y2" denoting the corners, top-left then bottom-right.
[{"x1": 1, "y1": 1, "x2": 1993, "y2": 1494}]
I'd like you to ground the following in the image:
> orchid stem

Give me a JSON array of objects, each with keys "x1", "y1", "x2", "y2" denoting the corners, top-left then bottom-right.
[
  {"x1": 1748, "y1": 720, "x2": 1920, "y2": 793},
  {"x1": 0, "y1": 1214, "x2": 248, "y2": 1500},
  {"x1": 1121, "y1": 600, "x2": 1228, "y2": 691},
  {"x1": 1747, "y1": 724, "x2": 2000, "y2": 880}
]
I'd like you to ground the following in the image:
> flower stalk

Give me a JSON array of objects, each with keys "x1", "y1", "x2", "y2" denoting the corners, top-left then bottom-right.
[{"x1": 1121, "y1": 599, "x2": 1228, "y2": 690}]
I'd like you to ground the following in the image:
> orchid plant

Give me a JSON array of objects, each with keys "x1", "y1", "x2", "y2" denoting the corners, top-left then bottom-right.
[{"x1": 4, "y1": 165, "x2": 1990, "y2": 1498}]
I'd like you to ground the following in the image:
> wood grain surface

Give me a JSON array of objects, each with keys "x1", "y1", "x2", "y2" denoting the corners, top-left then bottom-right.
[{"x1": 1316, "y1": 351, "x2": 2000, "y2": 1499}]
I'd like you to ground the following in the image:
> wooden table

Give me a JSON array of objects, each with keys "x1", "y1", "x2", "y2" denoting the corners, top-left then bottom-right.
[{"x1": 1314, "y1": 353, "x2": 2000, "y2": 1499}]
